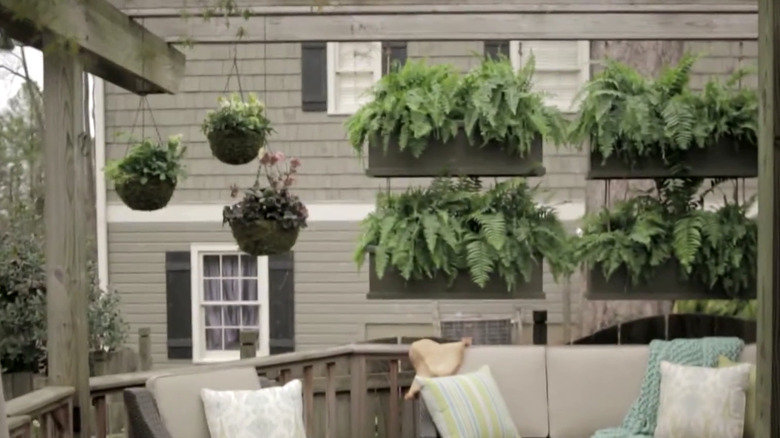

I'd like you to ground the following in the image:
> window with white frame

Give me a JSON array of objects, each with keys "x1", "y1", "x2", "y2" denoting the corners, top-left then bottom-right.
[
  {"x1": 190, "y1": 245, "x2": 270, "y2": 362},
  {"x1": 510, "y1": 41, "x2": 590, "y2": 113},
  {"x1": 327, "y1": 42, "x2": 382, "y2": 115}
]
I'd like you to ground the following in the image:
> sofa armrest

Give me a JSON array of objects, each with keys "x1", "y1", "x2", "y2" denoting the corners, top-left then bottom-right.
[
  {"x1": 416, "y1": 400, "x2": 440, "y2": 438},
  {"x1": 124, "y1": 388, "x2": 173, "y2": 438}
]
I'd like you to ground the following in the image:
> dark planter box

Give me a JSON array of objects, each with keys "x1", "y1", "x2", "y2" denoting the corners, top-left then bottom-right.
[
  {"x1": 366, "y1": 129, "x2": 545, "y2": 178},
  {"x1": 586, "y1": 260, "x2": 756, "y2": 300},
  {"x1": 366, "y1": 253, "x2": 545, "y2": 300},
  {"x1": 587, "y1": 137, "x2": 757, "y2": 180}
]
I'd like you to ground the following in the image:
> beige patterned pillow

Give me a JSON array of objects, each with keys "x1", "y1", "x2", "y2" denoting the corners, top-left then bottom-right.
[{"x1": 655, "y1": 360, "x2": 751, "y2": 438}]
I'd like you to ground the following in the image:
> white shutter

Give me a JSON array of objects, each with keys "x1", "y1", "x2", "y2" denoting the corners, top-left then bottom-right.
[
  {"x1": 327, "y1": 42, "x2": 382, "y2": 115},
  {"x1": 510, "y1": 41, "x2": 590, "y2": 113}
]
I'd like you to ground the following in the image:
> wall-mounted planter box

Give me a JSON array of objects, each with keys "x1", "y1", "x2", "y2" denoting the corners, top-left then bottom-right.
[
  {"x1": 366, "y1": 129, "x2": 545, "y2": 178},
  {"x1": 366, "y1": 253, "x2": 545, "y2": 300},
  {"x1": 587, "y1": 137, "x2": 757, "y2": 180},
  {"x1": 586, "y1": 260, "x2": 756, "y2": 300}
]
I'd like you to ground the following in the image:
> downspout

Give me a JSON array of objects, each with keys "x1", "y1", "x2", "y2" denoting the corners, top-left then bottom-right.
[{"x1": 93, "y1": 77, "x2": 109, "y2": 291}]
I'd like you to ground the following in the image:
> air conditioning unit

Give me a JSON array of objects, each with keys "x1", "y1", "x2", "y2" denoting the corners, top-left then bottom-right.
[{"x1": 439, "y1": 315, "x2": 514, "y2": 345}]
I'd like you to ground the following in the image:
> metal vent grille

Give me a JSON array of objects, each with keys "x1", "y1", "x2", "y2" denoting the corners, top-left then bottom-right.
[{"x1": 440, "y1": 317, "x2": 513, "y2": 345}]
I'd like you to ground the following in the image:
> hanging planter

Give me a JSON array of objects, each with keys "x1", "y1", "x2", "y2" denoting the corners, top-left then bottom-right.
[
  {"x1": 223, "y1": 151, "x2": 308, "y2": 256},
  {"x1": 345, "y1": 58, "x2": 566, "y2": 178},
  {"x1": 355, "y1": 177, "x2": 574, "y2": 300},
  {"x1": 574, "y1": 179, "x2": 757, "y2": 301},
  {"x1": 202, "y1": 93, "x2": 274, "y2": 166},
  {"x1": 105, "y1": 136, "x2": 186, "y2": 212},
  {"x1": 570, "y1": 54, "x2": 757, "y2": 180}
]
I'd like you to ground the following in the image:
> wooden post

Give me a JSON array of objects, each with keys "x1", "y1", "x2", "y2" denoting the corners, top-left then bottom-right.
[
  {"x1": 240, "y1": 330, "x2": 259, "y2": 359},
  {"x1": 43, "y1": 38, "x2": 90, "y2": 438},
  {"x1": 756, "y1": 0, "x2": 780, "y2": 436},
  {"x1": 532, "y1": 311, "x2": 547, "y2": 345},
  {"x1": 138, "y1": 328, "x2": 152, "y2": 371}
]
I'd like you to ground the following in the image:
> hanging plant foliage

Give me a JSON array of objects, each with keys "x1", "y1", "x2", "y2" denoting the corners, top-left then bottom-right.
[
  {"x1": 105, "y1": 135, "x2": 186, "y2": 212},
  {"x1": 569, "y1": 53, "x2": 758, "y2": 179},
  {"x1": 354, "y1": 177, "x2": 575, "y2": 299},
  {"x1": 223, "y1": 151, "x2": 308, "y2": 256},
  {"x1": 573, "y1": 178, "x2": 757, "y2": 300},
  {"x1": 202, "y1": 93, "x2": 274, "y2": 165}
]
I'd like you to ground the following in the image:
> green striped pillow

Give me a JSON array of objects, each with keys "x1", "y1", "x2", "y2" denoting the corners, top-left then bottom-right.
[{"x1": 417, "y1": 365, "x2": 520, "y2": 438}]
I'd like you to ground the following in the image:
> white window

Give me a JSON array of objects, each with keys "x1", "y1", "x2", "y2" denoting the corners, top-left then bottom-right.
[
  {"x1": 510, "y1": 41, "x2": 590, "y2": 113},
  {"x1": 190, "y1": 244, "x2": 270, "y2": 363},
  {"x1": 327, "y1": 42, "x2": 383, "y2": 115}
]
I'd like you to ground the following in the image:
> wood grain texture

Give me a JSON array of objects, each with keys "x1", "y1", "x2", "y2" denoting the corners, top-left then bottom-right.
[
  {"x1": 756, "y1": 0, "x2": 780, "y2": 436},
  {"x1": 139, "y1": 13, "x2": 757, "y2": 42},
  {"x1": 42, "y1": 41, "x2": 91, "y2": 438},
  {"x1": 0, "y1": 0, "x2": 185, "y2": 94}
]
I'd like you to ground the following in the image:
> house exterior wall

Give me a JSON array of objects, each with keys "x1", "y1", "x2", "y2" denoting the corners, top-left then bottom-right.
[{"x1": 101, "y1": 33, "x2": 757, "y2": 365}]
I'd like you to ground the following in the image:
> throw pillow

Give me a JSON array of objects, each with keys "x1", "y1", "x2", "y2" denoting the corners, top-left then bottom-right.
[
  {"x1": 200, "y1": 379, "x2": 306, "y2": 438},
  {"x1": 719, "y1": 355, "x2": 756, "y2": 438},
  {"x1": 655, "y1": 360, "x2": 751, "y2": 438},
  {"x1": 417, "y1": 365, "x2": 519, "y2": 438}
]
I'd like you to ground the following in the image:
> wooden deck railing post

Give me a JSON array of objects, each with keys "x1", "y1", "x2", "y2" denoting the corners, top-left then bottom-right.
[
  {"x1": 138, "y1": 328, "x2": 152, "y2": 371},
  {"x1": 349, "y1": 354, "x2": 368, "y2": 438},
  {"x1": 239, "y1": 330, "x2": 259, "y2": 359},
  {"x1": 533, "y1": 310, "x2": 547, "y2": 345}
]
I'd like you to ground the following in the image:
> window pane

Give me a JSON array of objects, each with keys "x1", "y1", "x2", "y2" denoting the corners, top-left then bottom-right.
[
  {"x1": 203, "y1": 280, "x2": 220, "y2": 301},
  {"x1": 222, "y1": 279, "x2": 240, "y2": 301},
  {"x1": 224, "y1": 329, "x2": 240, "y2": 350},
  {"x1": 240, "y1": 255, "x2": 257, "y2": 276},
  {"x1": 241, "y1": 305, "x2": 259, "y2": 326},
  {"x1": 222, "y1": 255, "x2": 239, "y2": 276},
  {"x1": 205, "y1": 328, "x2": 223, "y2": 350},
  {"x1": 224, "y1": 306, "x2": 241, "y2": 326},
  {"x1": 241, "y1": 279, "x2": 258, "y2": 301},
  {"x1": 203, "y1": 255, "x2": 220, "y2": 277},
  {"x1": 204, "y1": 306, "x2": 222, "y2": 327}
]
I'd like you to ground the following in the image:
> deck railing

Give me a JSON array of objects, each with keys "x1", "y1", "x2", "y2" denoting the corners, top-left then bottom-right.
[{"x1": 6, "y1": 343, "x2": 418, "y2": 438}]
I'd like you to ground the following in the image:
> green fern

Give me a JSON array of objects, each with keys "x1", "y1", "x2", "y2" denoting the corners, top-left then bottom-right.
[
  {"x1": 346, "y1": 56, "x2": 567, "y2": 158},
  {"x1": 354, "y1": 178, "x2": 574, "y2": 292},
  {"x1": 569, "y1": 53, "x2": 757, "y2": 169}
]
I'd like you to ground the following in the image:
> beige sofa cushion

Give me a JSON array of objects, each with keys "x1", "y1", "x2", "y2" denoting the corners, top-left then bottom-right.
[
  {"x1": 740, "y1": 344, "x2": 756, "y2": 363},
  {"x1": 146, "y1": 366, "x2": 262, "y2": 438},
  {"x1": 547, "y1": 345, "x2": 649, "y2": 438},
  {"x1": 459, "y1": 346, "x2": 549, "y2": 438}
]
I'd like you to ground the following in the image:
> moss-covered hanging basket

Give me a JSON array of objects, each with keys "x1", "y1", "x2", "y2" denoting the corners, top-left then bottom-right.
[
  {"x1": 207, "y1": 129, "x2": 266, "y2": 166},
  {"x1": 229, "y1": 219, "x2": 300, "y2": 256},
  {"x1": 115, "y1": 177, "x2": 176, "y2": 212}
]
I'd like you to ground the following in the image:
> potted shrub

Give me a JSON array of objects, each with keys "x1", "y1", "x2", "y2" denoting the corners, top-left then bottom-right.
[
  {"x1": 574, "y1": 178, "x2": 756, "y2": 300},
  {"x1": 355, "y1": 177, "x2": 574, "y2": 299},
  {"x1": 570, "y1": 53, "x2": 757, "y2": 179},
  {"x1": 345, "y1": 57, "x2": 566, "y2": 178},
  {"x1": 202, "y1": 93, "x2": 274, "y2": 166},
  {"x1": 105, "y1": 135, "x2": 186, "y2": 212},
  {"x1": 223, "y1": 150, "x2": 308, "y2": 256}
]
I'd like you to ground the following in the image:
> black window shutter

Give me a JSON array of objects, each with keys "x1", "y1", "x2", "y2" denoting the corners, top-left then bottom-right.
[
  {"x1": 484, "y1": 40, "x2": 510, "y2": 60},
  {"x1": 382, "y1": 41, "x2": 407, "y2": 75},
  {"x1": 268, "y1": 252, "x2": 295, "y2": 355},
  {"x1": 301, "y1": 42, "x2": 328, "y2": 112},
  {"x1": 165, "y1": 251, "x2": 193, "y2": 359}
]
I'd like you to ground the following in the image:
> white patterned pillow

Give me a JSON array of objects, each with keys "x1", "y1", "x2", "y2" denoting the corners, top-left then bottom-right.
[
  {"x1": 201, "y1": 379, "x2": 306, "y2": 438},
  {"x1": 655, "y1": 360, "x2": 751, "y2": 438}
]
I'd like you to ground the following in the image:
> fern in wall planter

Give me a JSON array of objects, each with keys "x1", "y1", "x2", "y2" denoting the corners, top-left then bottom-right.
[
  {"x1": 570, "y1": 53, "x2": 758, "y2": 179},
  {"x1": 574, "y1": 178, "x2": 757, "y2": 300},
  {"x1": 345, "y1": 57, "x2": 567, "y2": 178},
  {"x1": 354, "y1": 178, "x2": 575, "y2": 299}
]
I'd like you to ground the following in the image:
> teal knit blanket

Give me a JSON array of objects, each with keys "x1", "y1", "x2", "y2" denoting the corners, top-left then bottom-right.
[{"x1": 591, "y1": 337, "x2": 745, "y2": 438}]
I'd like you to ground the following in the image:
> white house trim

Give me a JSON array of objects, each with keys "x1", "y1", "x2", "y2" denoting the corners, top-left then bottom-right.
[
  {"x1": 189, "y1": 243, "x2": 271, "y2": 364},
  {"x1": 94, "y1": 77, "x2": 110, "y2": 291},
  {"x1": 107, "y1": 201, "x2": 588, "y2": 223}
]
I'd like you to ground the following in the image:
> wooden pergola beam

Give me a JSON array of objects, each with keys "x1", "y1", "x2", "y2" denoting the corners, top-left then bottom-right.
[
  {"x1": 0, "y1": 0, "x2": 185, "y2": 94},
  {"x1": 138, "y1": 11, "x2": 757, "y2": 42}
]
